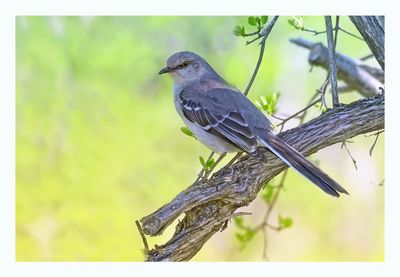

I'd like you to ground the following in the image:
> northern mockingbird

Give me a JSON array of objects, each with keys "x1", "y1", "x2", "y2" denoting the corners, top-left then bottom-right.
[{"x1": 159, "y1": 51, "x2": 348, "y2": 197}]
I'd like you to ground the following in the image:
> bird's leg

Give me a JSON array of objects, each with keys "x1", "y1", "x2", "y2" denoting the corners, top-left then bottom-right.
[
  {"x1": 194, "y1": 151, "x2": 215, "y2": 183},
  {"x1": 224, "y1": 152, "x2": 243, "y2": 168},
  {"x1": 202, "y1": 152, "x2": 227, "y2": 180}
]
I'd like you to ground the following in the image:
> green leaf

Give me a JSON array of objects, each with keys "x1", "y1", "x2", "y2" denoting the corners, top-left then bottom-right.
[
  {"x1": 261, "y1": 16, "x2": 269, "y2": 24},
  {"x1": 268, "y1": 92, "x2": 280, "y2": 115},
  {"x1": 314, "y1": 101, "x2": 322, "y2": 109},
  {"x1": 233, "y1": 25, "x2": 246, "y2": 37},
  {"x1": 235, "y1": 228, "x2": 255, "y2": 244},
  {"x1": 261, "y1": 185, "x2": 274, "y2": 204},
  {"x1": 198, "y1": 156, "x2": 215, "y2": 171},
  {"x1": 240, "y1": 26, "x2": 246, "y2": 36},
  {"x1": 248, "y1": 16, "x2": 257, "y2": 26},
  {"x1": 255, "y1": 17, "x2": 261, "y2": 25},
  {"x1": 233, "y1": 25, "x2": 242, "y2": 36},
  {"x1": 243, "y1": 228, "x2": 255, "y2": 241},
  {"x1": 233, "y1": 217, "x2": 245, "y2": 229},
  {"x1": 199, "y1": 156, "x2": 206, "y2": 167},
  {"x1": 205, "y1": 158, "x2": 215, "y2": 168},
  {"x1": 288, "y1": 16, "x2": 304, "y2": 30},
  {"x1": 278, "y1": 215, "x2": 293, "y2": 229},
  {"x1": 235, "y1": 233, "x2": 245, "y2": 242},
  {"x1": 234, "y1": 217, "x2": 256, "y2": 250},
  {"x1": 287, "y1": 18, "x2": 296, "y2": 29},
  {"x1": 255, "y1": 96, "x2": 268, "y2": 112},
  {"x1": 180, "y1": 126, "x2": 194, "y2": 138},
  {"x1": 255, "y1": 92, "x2": 280, "y2": 115}
]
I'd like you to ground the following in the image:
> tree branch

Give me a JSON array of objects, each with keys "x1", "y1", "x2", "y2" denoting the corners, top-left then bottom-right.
[
  {"x1": 324, "y1": 16, "x2": 340, "y2": 106},
  {"x1": 290, "y1": 38, "x2": 384, "y2": 97},
  {"x1": 244, "y1": 16, "x2": 279, "y2": 96},
  {"x1": 139, "y1": 93, "x2": 384, "y2": 261},
  {"x1": 349, "y1": 16, "x2": 385, "y2": 70}
]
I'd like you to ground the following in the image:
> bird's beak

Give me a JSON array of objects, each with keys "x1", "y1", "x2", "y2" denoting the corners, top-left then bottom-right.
[{"x1": 158, "y1": 67, "x2": 172, "y2": 75}]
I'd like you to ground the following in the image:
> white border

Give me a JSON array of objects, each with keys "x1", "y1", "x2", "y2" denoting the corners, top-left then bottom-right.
[{"x1": 1, "y1": 0, "x2": 398, "y2": 276}]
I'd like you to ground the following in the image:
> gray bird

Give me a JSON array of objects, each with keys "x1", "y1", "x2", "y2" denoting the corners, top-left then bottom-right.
[{"x1": 159, "y1": 51, "x2": 348, "y2": 197}]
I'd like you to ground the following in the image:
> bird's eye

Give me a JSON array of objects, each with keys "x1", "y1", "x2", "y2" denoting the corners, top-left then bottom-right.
[{"x1": 181, "y1": 61, "x2": 190, "y2": 67}]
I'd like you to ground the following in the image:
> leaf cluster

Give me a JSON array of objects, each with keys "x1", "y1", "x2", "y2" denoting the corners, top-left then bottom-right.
[
  {"x1": 199, "y1": 155, "x2": 215, "y2": 172},
  {"x1": 255, "y1": 92, "x2": 280, "y2": 115},
  {"x1": 233, "y1": 16, "x2": 269, "y2": 37}
]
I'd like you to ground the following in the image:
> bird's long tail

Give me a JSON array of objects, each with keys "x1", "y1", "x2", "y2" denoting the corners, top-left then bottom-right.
[{"x1": 259, "y1": 134, "x2": 349, "y2": 197}]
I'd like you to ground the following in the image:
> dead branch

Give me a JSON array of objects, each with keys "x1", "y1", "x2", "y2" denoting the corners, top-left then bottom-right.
[{"x1": 290, "y1": 38, "x2": 384, "y2": 97}]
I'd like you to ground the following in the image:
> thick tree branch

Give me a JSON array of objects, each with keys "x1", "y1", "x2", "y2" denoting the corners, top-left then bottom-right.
[
  {"x1": 349, "y1": 16, "x2": 385, "y2": 70},
  {"x1": 290, "y1": 38, "x2": 384, "y2": 97},
  {"x1": 139, "y1": 93, "x2": 384, "y2": 261}
]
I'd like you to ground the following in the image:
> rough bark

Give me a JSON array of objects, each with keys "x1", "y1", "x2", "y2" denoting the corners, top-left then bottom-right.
[
  {"x1": 349, "y1": 16, "x2": 385, "y2": 70},
  {"x1": 139, "y1": 93, "x2": 384, "y2": 261},
  {"x1": 290, "y1": 38, "x2": 384, "y2": 97}
]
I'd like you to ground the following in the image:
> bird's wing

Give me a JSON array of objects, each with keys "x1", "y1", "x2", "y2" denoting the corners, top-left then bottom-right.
[{"x1": 179, "y1": 88, "x2": 258, "y2": 153}]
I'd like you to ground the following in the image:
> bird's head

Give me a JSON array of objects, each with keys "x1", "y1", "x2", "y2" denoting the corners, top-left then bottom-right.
[{"x1": 159, "y1": 51, "x2": 216, "y2": 84}]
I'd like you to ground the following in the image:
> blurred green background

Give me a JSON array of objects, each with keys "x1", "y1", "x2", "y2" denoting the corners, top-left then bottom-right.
[{"x1": 16, "y1": 16, "x2": 384, "y2": 261}]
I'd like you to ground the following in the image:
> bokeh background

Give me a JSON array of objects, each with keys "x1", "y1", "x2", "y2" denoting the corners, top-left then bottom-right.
[{"x1": 16, "y1": 16, "x2": 384, "y2": 261}]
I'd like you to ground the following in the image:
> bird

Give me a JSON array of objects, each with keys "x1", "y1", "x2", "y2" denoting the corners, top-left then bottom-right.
[{"x1": 159, "y1": 51, "x2": 348, "y2": 197}]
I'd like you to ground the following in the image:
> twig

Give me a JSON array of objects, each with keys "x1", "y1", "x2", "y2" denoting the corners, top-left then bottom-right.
[
  {"x1": 341, "y1": 141, "x2": 358, "y2": 170},
  {"x1": 253, "y1": 170, "x2": 287, "y2": 259},
  {"x1": 277, "y1": 98, "x2": 321, "y2": 127},
  {"x1": 225, "y1": 152, "x2": 243, "y2": 168},
  {"x1": 366, "y1": 130, "x2": 384, "y2": 156},
  {"x1": 325, "y1": 16, "x2": 340, "y2": 106},
  {"x1": 243, "y1": 30, "x2": 260, "y2": 37},
  {"x1": 195, "y1": 151, "x2": 215, "y2": 182},
  {"x1": 360, "y1": 54, "x2": 374, "y2": 61},
  {"x1": 246, "y1": 35, "x2": 262, "y2": 45},
  {"x1": 302, "y1": 28, "x2": 326, "y2": 35},
  {"x1": 244, "y1": 16, "x2": 279, "y2": 96},
  {"x1": 203, "y1": 153, "x2": 226, "y2": 179},
  {"x1": 135, "y1": 220, "x2": 149, "y2": 253},
  {"x1": 333, "y1": 16, "x2": 340, "y2": 48},
  {"x1": 277, "y1": 98, "x2": 321, "y2": 132},
  {"x1": 300, "y1": 25, "x2": 363, "y2": 41},
  {"x1": 298, "y1": 90, "x2": 321, "y2": 123},
  {"x1": 337, "y1": 27, "x2": 364, "y2": 41},
  {"x1": 271, "y1": 114, "x2": 287, "y2": 121},
  {"x1": 318, "y1": 76, "x2": 330, "y2": 110},
  {"x1": 265, "y1": 223, "x2": 282, "y2": 231},
  {"x1": 264, "y1": 172, "x2": 287, "y2": 222}
]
